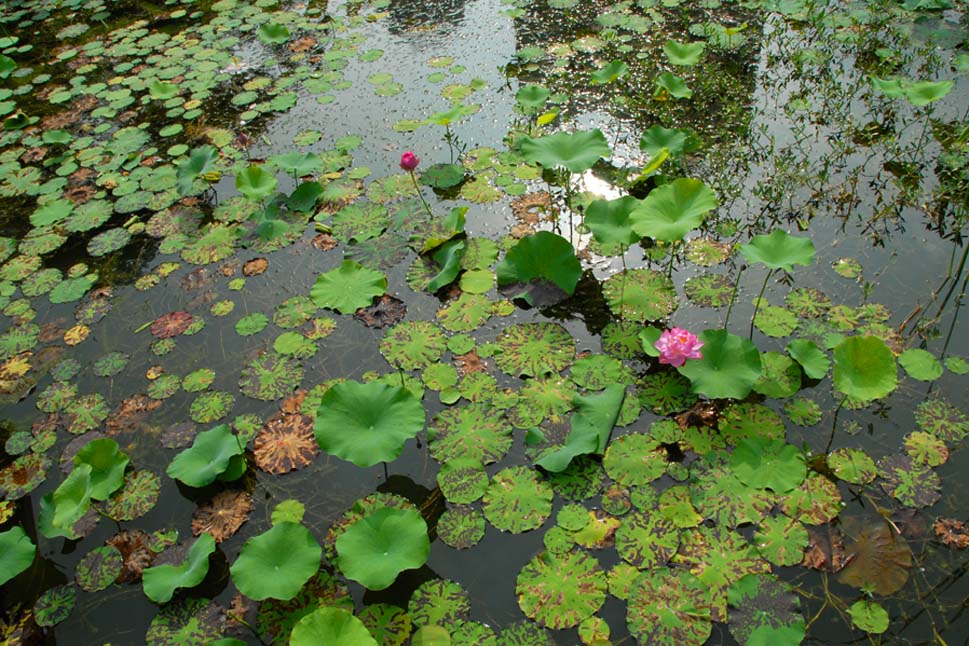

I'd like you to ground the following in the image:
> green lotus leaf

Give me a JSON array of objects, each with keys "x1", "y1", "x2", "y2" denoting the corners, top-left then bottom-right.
[
  {"x1": 752, "y1": 352, "x2": 801, "y2": 398},
  {"x1": 898, "y1": 348, "x2": 943, "y2": 382},
  {"x1": 73, "y1": 438, "x2": 129, "y2": 501},
  {"x1": 0, "y1": 526, "x2": 35, "y2": 585},
  {"x1": 655, "y1": 71, "x2": 692, "y2": 98},
  {"x1": 314, "y1": 380, "x2": 424, "y2": 467},
  {"x1": 311, "y1": 260, "x2": 387, "y2": 314},
  {"x1": 677, "y1": 329, "x2": 762, "y2": 400},
  {"x1": 177, "y1": 145, "x2": 219, "y2": 195},
  {"x1": 336, "y1": 507, "x2": 429, "y2": 590},
  {"x1": 495, "y1": 231, "x2": 581, "y2": 304},
  {"x1": 419, "y1": 163, "x2": 466, "y2": 189},
  {"x1": 231, "y1": 522, "x2": 321, "y2": 601},
  {"x1": 731, "y1": 438, "x2": 806, "y2": 493},
  {"x1": 519, "y1": 129, "x2": 611, "y2": 173},
  {"x1": 630, "y1": 178, "x2": 717, "y2": 242},
  {"x1": 516, "y1": 84, "x2": 550, "y2": 111},
  {"x1": 269, "y1": 151, "x2": 321, "y2": 177},
  {"x1": 786, "y1": 338, "x2": 829, "y2": 379},
  {"x1": 290, "y1": 607, "x2": 378, "y2": 646},
  {"x1": 902, "y1": 79, "x2": 954, "y2": 106},
  {"x1": 166, "y1": 424, "x2": 244, "y2": 488},
  {"x1": 516, "y1": 550, "x2": 606, "y2": 628},
  {"x1": 640, "y1": 125, "x2": 694, "y2": 159},
  {"x1": 149, "y1": 80, "x2": 179, "y2": 100},
  {"x1": 235, "y1": 164, "x2": 278, "y2": 201},
  {"x1": 663, "y1": 40, "x2": 705, "y2": 66},
  {"x1": 584, "y1": 196, "x2": 641, "y2": 247},
  {"x1": 257, "y1": 22, "x2": 290, "y2": 44},
  {"x1": 590, "y1": 60, "x2": 629, "y2": 84},
  {"x1": 427, "y1": 239, "x2": 466, "y2": 292},
  {"x1": 535, "y1": 384, "x2": 625, "y2": 472},
  {"x1": 142, "y1": 533, "x2": 216, "y2": 603},
  {"x1": 848, "y1": 600, "x2": 889, "y2": 634},
  {"x1": 49, "y1": 275, "x2": 94, "y2": 304},
  {"x1": 833, "y1": 336, "x2": 897, "y2": 400},
  {"x1": 38, "y1": 463, "x2": 93, "y2": 539},
  {"x1": 0, "y1": 55, "x2": 16, "y2": 79},
  {"x1": 739, "y1": 229, "x2": 815, "y2": 272}
]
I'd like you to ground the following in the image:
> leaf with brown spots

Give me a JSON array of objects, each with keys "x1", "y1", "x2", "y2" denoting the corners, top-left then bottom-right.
[
  {"x1": 454, "y1": 349, "x2": 487, "y2": 376},
  {"x1": 243, "y1": 258, "x2": 268, "y2": 277},
  {"x1": 802, "y1": 524, "x2": 849, "y2": 573},
  {"x1": 104, "y1": 395, "x2": 162, "y2": 436},
  {"x1": 191, "y1": 490, "x2": 254, "y2": 543},
  {"x1": 150, "y1": 312, "x2": 193, "y2": 339},
  {"x1": 253, "y1": 413, "x2": 319, "y2": 474}
]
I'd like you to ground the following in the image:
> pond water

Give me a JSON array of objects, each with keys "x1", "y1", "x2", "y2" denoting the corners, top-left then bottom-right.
[{"x1": 1, "y1": 0, "x2": 968, "y2": 644}]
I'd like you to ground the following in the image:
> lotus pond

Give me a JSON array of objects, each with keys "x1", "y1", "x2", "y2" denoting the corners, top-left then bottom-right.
[{"x1": 1, "y1": 0, "x2": 968, "y2": 643}]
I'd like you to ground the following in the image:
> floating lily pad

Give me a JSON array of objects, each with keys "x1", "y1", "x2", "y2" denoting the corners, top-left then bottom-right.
[
  {"x1": 684, "y1": 273, "x2": 734, "y2": 307},
  {"x1": 75, "y1": 545, "x2": 122, "y2": 592},
  {"x1": 495, "y1": 322, "x2": 574, "y2": 377},
  {"x1": 731, "y1": 438, "x2": 806, "y2": 494},
  {"x1": 429, "y1": 404, "x2": 511, "y2": 465},
  {"x1": 516, "y1": 551, "x2": 606, "y2": 628},
  {"x1": 409, "y1": 579, "x2": 471, "y2": 629},
  {"x1": 337, "y1": 507, "x2": 429, "y2": 591},
  {"x1": 603, "y1": 268, "x2": 677, "y2": 322},
  {"x1": 483, "y1": 466, "x2": 553, "y2": 533},
  {"x1": 727, "y1": 574, "x2": 805, "y2": 646},
  {"x1": 877, "y1": 454, "x2": 941, "y2": 508},
  {"x1": 616, "y1": 510, "x2": 680, "y2": 569},
  {"x1": 627, "y1": 568, "x2": 713, "y2": 646},
  {"x1": 254, "y1": 413, "x2": 318, "y2": 474},
  {"x1": 638, "y1": 371, "x2": 695, "y2": 415},
  {"x1": 311, "y1": 260, "x2": 387, "y2": 314},
  {"x1": 145, "y1": 599, "x2": 226, "y2": 646},
  {"x1": 357, "y1": 603, "x2": 411, "y2": 646},
  {"x1": 837, "y1": 518, "x2": 912, "y2": 595},
  {"x1": 914, "y1": 398, "x2": 969, "y2": 443},
  {"x1": 828, "y1": 448, "x2": 877, "y2": 484},
  {"x1": 232, "y1": 522, "x2": 322, "y2": 600},
  {"x1": 437, "y1": 505, "x2": 486, "y2": 549},
  {"x1": 849, "y1": 600, "x2": 889, "y2": 634},
  {"x1": 239, "y1": 352, "x2": 303, "y2": 401},
  {"x1": 380, "y1": 321, "x2": 447, "y2": 370},
  {"x1": 103, "y1": 470, "x2": 160, "y2": 521},
  {"x1": 754, "y1": 515, "x2": 809, "y2": 566},
  {"x1": 690, "y1": 460, "x2": 774, "y2": 528},
  {"x1": 33, "y1": 583, "x2": 75, "y2": 627},
  {"x1": 898, "y1": 348, "x2": 943, "y2": 381}
]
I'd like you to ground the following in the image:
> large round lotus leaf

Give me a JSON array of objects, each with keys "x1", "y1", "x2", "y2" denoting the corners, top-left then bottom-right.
[
  {"x1": 142, "y1": 533, "x2": 216, "y2": 603},
  {"x1": 516, "y1": 550, "x2": 606, "y2": 628},
  {"x1": 584, "y1": 196, "x2": 641, "y2": 247},
  {"x1": 73, "y1": 438, "x2": 128, "y2": 501},
  {"x1": 630, "y1": 178, "x2": 717, "y2": 242},
  {"x1": 730, "y1": 438, "x2": 806, "y2": 493},
  {"x1": 519, "y1": 129, "x2": 611, "y2": 173},
  {"x1": 627, "y1": 568, "x2": 714, "y2": 645},
  {"x1": 663, "y1": 40, "x2": 706, "y2": 66},
  {"x1": 727, "y1": 573, "x2": 805, "y2": 646},
  {"x1": 380, "y1": 321, "x2": 447, "y2": 370},
  {"x1": 833, "y1": 336, "x2": 897, "y2": 401},
  {"x1": 336, "y1": 507, "x2": 429, "y2": 590},
  {"x1": 166, "y1": 424, "x2": 244, "y2": 488},
  {"x1": 311, "y1": 260, "x2": 387, "y2": 314},
  {"x1": 314, "y1": 380, "x2": 424, "y2": 467},
  {"x1": 495, "y1": 231, "x2": 582, "y2": 304},
  {"x1": 495, "y1": 322, "x2": 574, "y2": 377},
  {"x1": 739, "y1": 229, "x2": 815, "y2": 272},
  {"x1": 0, "y1": 525, "x2": 34, "y2": 585},
  {"x1": 602, "y1": 268, "x2": 677, "y2": 322},
  {"x1": 482, "y1": 466, "x2": 553, "y2": 533},
  {"x1": 231, "y1": 522, "x2": 321, "y2": 600},
  {"x1": 290, "y1": 607, "x2": 378, "y2": 646},
  {"x1": 676, "y1": 329, "x2": 762, "y2": 400},
  {"x1": 837, "y1": 518, "x2": 912, "y2": 595}
]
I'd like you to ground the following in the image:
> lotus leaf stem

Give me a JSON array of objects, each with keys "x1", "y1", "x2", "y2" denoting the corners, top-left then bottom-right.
[
  {"x1": 723, "y1": 264, "x2": 745, "y2": 330},
  {"x1": 748, "y1": 267, "x2": 774, "y2": 339}
]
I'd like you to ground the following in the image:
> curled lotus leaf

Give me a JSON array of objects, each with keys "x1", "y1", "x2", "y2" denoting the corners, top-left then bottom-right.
[
  {"x1": 495, "y1": 231, "x2": 582, "y2": 304},
  {"x1": 254, "y1": 413, "x2": 319, "y2": 474},
  {"x1": 516, "y1": 550, "x2": 607, "y2": 629},
  {"x1": 837, "y1": 518, "x2": 912, "y2": 595},
  {"x1": 428, "y1": 404, "x2": 512, "y2": 466},
  {"x1": 409, "y1": 578, "x2": 471, "y2": 629},
  {"x1": 379, "y1": 321, "x2": 447, "y2": 370},
  {"x1": 142, "y1": 533, "x2": 216, "y2": 603},
  {"x1": 166, "y1": 424, "x2": 244, "y2": 488},
  {"x1": 482, "y1": 466, "x2": 553, "y2": 534},
  {"x1": 0, "y1": 525, "x2": 35, "y2": 585},
  {"x1": 495, "y1": 322, "x2": 574, "y2": 377},
  {"x1": 627, "y1": 568, "x2": 714, "y2": 646}
]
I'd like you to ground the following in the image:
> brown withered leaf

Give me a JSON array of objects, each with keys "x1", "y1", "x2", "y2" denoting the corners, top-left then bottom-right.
[
  {"x1": 676, "y1": 401, "x2": 720, "y2": 430},
  {"x1": 353, "y1": 294, "x2": 406, "y2": 329},
  {"x1": 934, "y1": 517, "x2": 969, "y2": 549},
  {"x1": 837, "y1": 517, "x2": 912, "y2": 595},
  {"x1": 454, "y1": 349, "x2": 486, "y2": 376},
  {"x1": 105, "y1": 529, "x2": 157, "y2": 583},
  {"x1": 218, "y1": 261, "x2": 238, "y2": 277},
  {"x1": 150, "y1": 311, "x2": 193, "y2": 339},
  {"x1": 242, "y1": 258, "x2": 268, "y2": 277},
  {"x1": 802, "y1": 523, "x2": 849, "y2": 573},
  {"x1": 312, "y1": 233, "x2": 338, "y2": 251},
  {"x1": 104, "y1": 395, "x2": 162, "y2": 436},
  {"x1": 279, "y1": 390, "x2": 307, "y2": 415},
  {"x1": 253, "y1": 413, "x2": 319, "y2": 474},
  {"x1": 181, "y1": 267, "x2": 217, "y2": 292},
  {"x1": 192, "y1": 490, "x2": 254, "y2": 543}
]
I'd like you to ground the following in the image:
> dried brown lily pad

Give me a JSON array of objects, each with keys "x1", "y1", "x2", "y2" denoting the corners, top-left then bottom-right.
[
  {"x1": 105, "y1": 530, "x2": 157, "y2": 583},
  {"x1": 837, "y1": 518, "x2": 912, "y2": 595},
  {"x1": 353, "y1": 294, "x2": 406, "y2": 329},
  {"x1": 254, "y1": 413, "x2": 319, "y2": 474},
  {"x1": 279, "y1": 390, "x2": 308, "y2": 415},
  {"x1": 934, "y1": 518, "x2": 969, "y2": 549},
  {"x1": 150, "y1": 311, "x2": 193, "y2": 339},
  {"x1": 802, "y1": 524, "x2": 849, "y2": 573},
  {"x1": 191, "y1": 490, "x2": 254, "y2": 543},
  {"x1": 454, "y1": 350, "x2": 487, "y2": 376},
  {"x1": 242, "y1": 258, "x2": 268, "y2": 276},
  {"x1": 312, "y1": 233, "x2": 339, "y2": 251},
  {"x1": 105, "y1": 395, "x2": 162, "y2": 436},
  {"x1": 511, "y1": 192, "x2": 556, "y2": 224}
]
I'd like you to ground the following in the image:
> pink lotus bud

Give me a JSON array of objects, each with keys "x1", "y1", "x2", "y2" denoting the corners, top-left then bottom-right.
[
  {"x1": 399, "y1": 151, "x2": 420, "y2": 172},
  {"x1": 655, "y1": 327, "x2": 703, "y2": 367}
]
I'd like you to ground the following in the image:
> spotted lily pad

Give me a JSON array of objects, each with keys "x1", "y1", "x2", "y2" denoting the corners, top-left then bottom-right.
[
  {"x1": 603, "y1": 268, "x2": 677, "y2": 322},
  {"x1": 495, "y1": 322, "x2": 574, "y2": 377},
  {"x1": 380, "y1": 321, "x2": 447, "y2": 370},
  {"x1": 877, "y1": 454, "x2": 941, "y2": 508},
  {"x1": 429, "y1": 404, "x2": 511, "y2": 466},
  {"x1": 616, "y1": 511, "x2": 680, "y2": 569},
  {"x1": 437, "y1": 505, "x2": 486, "y2": 549},
  {"x1": 627, "y1": 568, "x2": 713, "y2": 646},
  {"x1": 727, "y1": 574, "x2": 805, "y2": 646},
  {"x1": 33, "y1": 583, "x2": 76, "y2": 627},
  {"x1": 145, "y1": 599, "x2": 226, "y2": 646},
  {"x1": 482, "y1": 466, "x2": 553, "y2": 533},
  {"x1": 75, "y1": 545, "x2": 122, "y2": 592},
  {"x1": 239, "y1": 352, "x2": 303, "y2": 401},
  {"x1": 516, "y1": 550, "x2": 606, "y2": 628},
  {"x1": 409, "y1": 579, "x2": 471, "y2": 629}
]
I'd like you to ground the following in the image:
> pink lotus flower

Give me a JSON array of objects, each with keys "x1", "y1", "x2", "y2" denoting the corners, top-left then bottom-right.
[
  {"x1": 399, "y1": 151, "x2": 420, "y2": 172},
  {"x1": 655, "y1": 327, "x2": 703, "y2": 367}
]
